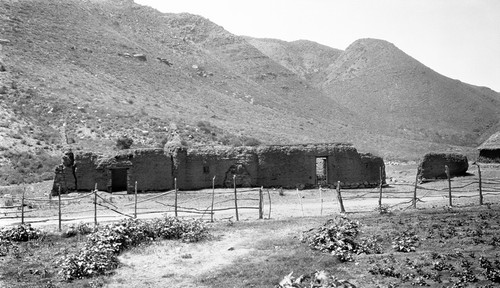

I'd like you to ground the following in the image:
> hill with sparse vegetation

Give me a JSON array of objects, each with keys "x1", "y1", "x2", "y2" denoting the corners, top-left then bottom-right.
[{"x1": 0, "y1": 0, "x2": 499, "y2": 184}]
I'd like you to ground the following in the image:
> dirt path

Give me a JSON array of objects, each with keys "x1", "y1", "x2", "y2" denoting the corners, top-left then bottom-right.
[{"x1": 105, "y1": 225, "x2": 268, "y2": 288}]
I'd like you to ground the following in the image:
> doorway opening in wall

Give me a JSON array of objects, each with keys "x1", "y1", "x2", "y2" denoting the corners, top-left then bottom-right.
[
  {"x1": 316, "y1": 157, "x2": 328, "y2": 186},
  {"x1": 111, "y1": 168, "x2": 128, "y2": 192}
]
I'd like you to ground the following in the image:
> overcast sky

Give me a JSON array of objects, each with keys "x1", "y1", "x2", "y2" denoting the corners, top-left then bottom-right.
[{"x1": 135, "y1": 0, "x2": 500, "y2": 92}]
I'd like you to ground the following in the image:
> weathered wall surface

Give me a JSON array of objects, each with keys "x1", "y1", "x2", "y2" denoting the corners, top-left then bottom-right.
[
  {"x1": 52, "y1": 149, "x2": 172, "y2": 194},
  {"x1": 52, "y1": 143, "x2": 386, "y2": 194},
  {"x1": 479, "y1": 149, "x2": 500, "y2": 163},
  {"x1": 52, "y1": 151, "x2": 106, "y2": 194},
  {"x1": 179, "y1": 147, "x2": 259, "y2": 189},
  {"x1": 127, "y1": 149, "x2": 172, "y2": 193},
  {"x1": 257, "y1": 145, "x2": 316, "y2": 188},
  {"x1": 256, "y1": 144, "x2": 385, "y2": 189},
  {"x1": 359, "y1": 153, "x2": 386, "y2": 186},
  {"x1": 418, "y1": 152, "x2": 468, "y2": 180},
  {"x1": 77, "y1": 152, "x2": 109, "y2": 192}
]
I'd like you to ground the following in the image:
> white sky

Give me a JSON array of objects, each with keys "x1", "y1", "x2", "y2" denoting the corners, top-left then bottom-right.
[{"x1": 135, "y1": 0, "x2": 500, "y2": 92}]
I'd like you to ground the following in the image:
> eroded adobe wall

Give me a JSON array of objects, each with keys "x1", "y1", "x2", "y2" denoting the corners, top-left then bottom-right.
[
  {"x1": 52, "y1": 144, "x2": 386, "y2": 194},
  {"x1": 77, "y1": 152, "x2": 110, "y2": 192},
  {"x1": 127, "y1": 149, "x2": 172, "y2": 193},
  {"x1": 256, "y1": 145, "x2": 320, "y2": 188},
  {"x1": 328, "y1": 145, "x2": 362, "y2": 187},
  {"x1": 418, "y1": 152, "x2": 468, "y2": 180},
  {"x1": 359, "y1": 153, "x2": 386, "y2": 186},
  {"x1": 52, "y1": 149, "x2": 173, "y2": 194},
  {"x1": 52, "y1": 151, "x2": 108, "y2": 195},
  {"x1": 179, "y1": 146, "x2": 259, "y2": 190},
  {"x1": 327, "y1": 146, "x2": 385, "y2": 188}
]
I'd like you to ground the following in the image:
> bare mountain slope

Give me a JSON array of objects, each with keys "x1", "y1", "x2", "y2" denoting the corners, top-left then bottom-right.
[
  {"x1": 0, "y1": 0, "x2": 362, "y2": 184},
  {"x1": 0, "y1": 0, "x2": 498, "y2": 185},
  {"x1": 247, "y1": 37, "x2": 500, "y2": 147},
  {"x1": 243, "y1": 37, "x2": 342, "y2": 87},
  {"x1": 322, "y1": 39, "x2": 500, "y2": 146},
  {"x1": 0, "y1": 0, "x2": 353, "y2": 147}
]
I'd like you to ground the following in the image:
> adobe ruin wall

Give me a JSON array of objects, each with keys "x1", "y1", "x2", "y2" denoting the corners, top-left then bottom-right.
[
  {"x1": 52, "y1": 143, "x2": 385, "y2": 195},
  {"x1": 417, "y1": 152, "x2": 468, "y2": 180}
]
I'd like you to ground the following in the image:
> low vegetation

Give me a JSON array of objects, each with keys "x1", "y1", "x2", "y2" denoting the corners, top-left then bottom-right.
[
  {"x1": 201, "y1": 206, "x2": 500, "y2": 288},
  {"x1": 301, "y1": 216, "x2": 381, "y2": 262},
  {"x1": 0, "y1": 150, "x2": 59, "y2": 185},
  {"x1": 1, "y1": 202, "x2": 499, "y2": 288},
  {"x1": 115, "y1": 135, "x2": 134, "y2": 150},
  {"x1": 0, "y1": 217, "x2": 209, "y2": 287}
]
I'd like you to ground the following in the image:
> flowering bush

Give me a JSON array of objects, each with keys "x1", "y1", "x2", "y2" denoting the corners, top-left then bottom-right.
[
  {"x1": 0, "y1": 224, "x2": 44, "y2": 242},
  {"x1": 59, "y1": 216, "x2": 209, "y2": 280}
]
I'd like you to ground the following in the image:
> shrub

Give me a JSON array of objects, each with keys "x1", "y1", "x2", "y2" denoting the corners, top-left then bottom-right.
[
  {"x1": 392, "y1": 230, "x2": 419, "y2": 252},
  {"x1": 0, "y1": 224, "x2": 45, "y2": 242},
  {"x1": 301, "y1": 216, "x2": 381, "y2": 262},
  {"x1": 480, "y1": 256, "x2": 500, "y2": 283},
  {"x1": 374, "y1": 204, "x2": 392, "y2": 215},
  {"x1": 116, "y1": 135, "x2": 133, "y2": 149},
  {"x1": 0, "y1": 238, "x2": 18, "y2": 256},
  {"x1": 277, "y1": 270, "x2": 355, "y2": 288},
  {"x1": 76, "y1": 222, "x2": 94, "y2": 235},
  {"x1": 59, "y1": 217, "x2": 209, "y2": 280},
  {"x1": 196, "y1": 121, "x2": 212, "y2": 134},
  {"x1": 240, "y1": 136, "x2": 261, "y2": 146}
]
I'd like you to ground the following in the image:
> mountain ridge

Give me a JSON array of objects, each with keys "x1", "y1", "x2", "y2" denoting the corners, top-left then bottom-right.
[{"x1": 0, "y1": 0, "x2": 498, "y2": 184}]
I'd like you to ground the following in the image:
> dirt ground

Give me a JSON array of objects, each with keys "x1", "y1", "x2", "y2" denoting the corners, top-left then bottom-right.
[{"x1": 0, "y1": 163, "x2": 499, "y2": 287}]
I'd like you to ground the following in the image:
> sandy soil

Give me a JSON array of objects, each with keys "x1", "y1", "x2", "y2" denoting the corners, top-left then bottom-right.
[{"x1": 107, "y1": 225, "x2": 266, "y2": 288}]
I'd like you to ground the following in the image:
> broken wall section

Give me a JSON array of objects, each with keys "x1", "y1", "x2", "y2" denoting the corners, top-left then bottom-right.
[{"x1": 52, "y1": 149, "x2": 172, "y2": 195}]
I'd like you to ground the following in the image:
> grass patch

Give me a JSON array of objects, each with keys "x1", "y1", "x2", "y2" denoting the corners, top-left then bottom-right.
[
  {"x1": 196, "y1": 206, "x2": 500, "y2": 287},
  {"x1": 197, "y1": 217, "x2": 345, "y2": 287}
]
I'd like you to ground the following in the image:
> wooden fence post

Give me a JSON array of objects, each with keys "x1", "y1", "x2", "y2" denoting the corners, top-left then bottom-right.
[
  {"x1": 413, "y1": 171, "x2": 419, "y2": 208},
  {"x1": 21, "y1": 186, "x2": 25, "y2": 225},
  {"x1": 319, "y1": 185, "x2": 323, "y2": 216},
  {"x1": 475, "y1": 163, "x2": 483, "y2": 205},
  {"x1": 445, "y1": 165, "x2": 452, "y2": 207},
  {"x1": 296, "y1": 188, "x2": 304, "y2": 217},
  {"x1": 267, "y1": 189, "x2": 272, "y2": 219},
  {"x1": 378, "y1": 167, "x2": 383, "y2": 208},
  {"x1": 233, "y1": 175, "x2": 239, "y2": 221},
  {"x1": 258, "y1": 187, "x2": 263, "y2": 219},
  {"x1": 94, "y1": 183, "x2": 98, "y2": 227},
  {"x1": 134, "y1": 181, "x2": 138, "y2": 218},
  {"x1": 336, "y1": 181, "x2": 346, "y2": 213},
  {"x1": 211, "y1": 176, "x2": 216, "y2": 222},
  {"x1": 58, "y1": 185, "x2": 62, "y2": 232},
  {"x1": 174, "y1": 178, "x2": 178, "y2": 217}
]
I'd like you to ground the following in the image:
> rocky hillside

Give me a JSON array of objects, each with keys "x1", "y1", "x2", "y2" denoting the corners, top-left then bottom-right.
[
  {"x1": 248, "y1": 38, "x2": 500, "y2": 147},
  {"x1": 0, "y1": 0, "x2": 499, "y2": 184}
]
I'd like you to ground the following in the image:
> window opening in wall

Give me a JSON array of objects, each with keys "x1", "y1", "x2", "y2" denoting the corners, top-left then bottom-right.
[
  {"x1": 203, "y1": 166, "x2": 210, "y2": 174},
  {"x1": 316, "y1": 157, "x2": 328, "y2": 186},
  {"x1": 111, "y1": 168, "x2": 128, "y2": 192}
]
